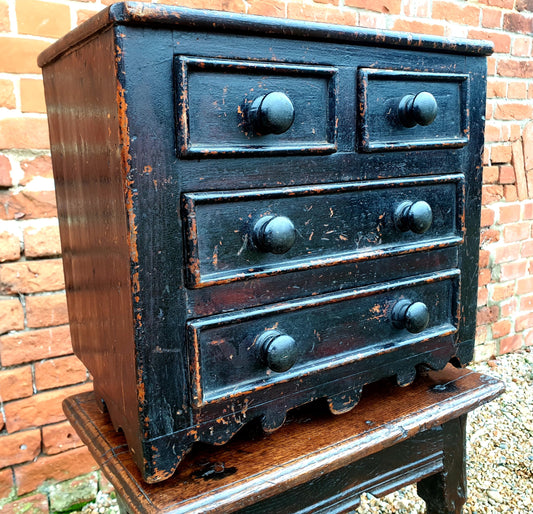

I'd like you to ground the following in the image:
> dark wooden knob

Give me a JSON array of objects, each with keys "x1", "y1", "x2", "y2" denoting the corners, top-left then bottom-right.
[
  {"x1": 398, "y1": 92, "x2": 438, "y2": 127},
  {"x1": 394, "y1": 200, "x2": 433, "y2": 234},
  {"x1": 257, "y1": 330, "x2": 298, "y2": 373},
  {"x1": 392, "y1": 300, "x2": 430, "y2": 334},
  {"x1": 253, "y1": 215, "x2": 296, "y2": 254},
  {"x1": 248, "y1": 92, "x2": 295, "y2": 135}
]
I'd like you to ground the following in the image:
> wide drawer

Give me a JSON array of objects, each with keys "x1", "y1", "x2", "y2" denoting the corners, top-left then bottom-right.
[
  {"x1": 357, "y1": 69, "x2": 469, "y2": 152},
  {"x1": 187, "y1": 270, "x2": 460, "y2": 407},
  {"x1": 182, "y1": 174, "x2": 464, "y2": 287},
  {"x1": 175, "y1": 56, "x2": 337, "y2": 158}
]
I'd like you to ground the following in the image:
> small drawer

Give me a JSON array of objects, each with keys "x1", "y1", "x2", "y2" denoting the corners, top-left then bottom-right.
[
  {"x1": 357, "y1": 69, "x2": 469, "y2": 152},
  {"x1": 187, "y1": 270, "x2": 460, "y2": 406},
  {"x1": 175, "y1": 56, "x2": 338, "y2": 158},
  {"x1": 182, "y1": 174, "x2": 464, "y2": 287}
]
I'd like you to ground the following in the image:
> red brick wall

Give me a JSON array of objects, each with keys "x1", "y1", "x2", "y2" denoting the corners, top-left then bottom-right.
[{"x1": 1, "y1": 0, "x2": 532, "y2": 503}]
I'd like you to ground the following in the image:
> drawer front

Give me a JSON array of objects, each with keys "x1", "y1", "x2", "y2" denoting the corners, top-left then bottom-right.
[
  {"x1": 175, "y1": 56, "x2": 337, "y2": 158},
  {"x1": 357, "y1": 69, "x2": 469, "y2": 152},
  {"x1": 188, "y1": 270, "x2": 460, "y2": 406},
  {"x1": 183, "y1": 174, "x2": 464, "y2": 287}
]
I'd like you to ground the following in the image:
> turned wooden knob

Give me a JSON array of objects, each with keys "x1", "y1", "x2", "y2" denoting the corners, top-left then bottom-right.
[
  {"x1": 248, "y1": 92, "x2": 295, "y2": 135},
  {"x1": 398, "y1": 92, "x2": 438, "y2": 127},
  {"x1": 253, "y1": 215, "x2": 296, "y2": 254},
  {"x1": 257, "y1": 330, "x2": 298, "y2": 373},
  {"x1": 392, "y1": 300, "x2": 430, "y2": 334},
  {"x1": 394, "y1": 200, "x2": 433, "y2": 234}
]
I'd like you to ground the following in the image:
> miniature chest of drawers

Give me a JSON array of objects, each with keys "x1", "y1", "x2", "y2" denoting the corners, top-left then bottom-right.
[{"x1": 39, "y1": 2, "x2": 492, "y2": 483}]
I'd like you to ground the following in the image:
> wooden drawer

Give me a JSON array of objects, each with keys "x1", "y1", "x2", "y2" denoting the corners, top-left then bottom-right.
[
  {"x1": 183, "y1": 174, "x2": 464, "y2": 287},
  {"x1": 187, "y1": 270, "x2": 459, "y2": 407},
  {"x1": 357, "y1": 69, "x2": 469, "y2": 152},
  {"x1": 175, "y1": 56, "x2": 338, "y2": 158}
]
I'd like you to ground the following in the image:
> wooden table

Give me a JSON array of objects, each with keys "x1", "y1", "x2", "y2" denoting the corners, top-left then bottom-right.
[{"x1": 63, "y1": 365, "x2": 503, "y2": 514}]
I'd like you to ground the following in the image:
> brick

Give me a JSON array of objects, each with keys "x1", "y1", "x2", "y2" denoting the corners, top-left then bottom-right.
[
  {"x1": 0, "y1": 325, "x2": 72, "y2": 366},
  {"x1": 482, "y1": 184, "x2": 503, "y2": 204},
  {"x1": 482, "y1": 165, "x2": 499, "y2": 183},
  {"x1": 507, "y1": 82, "x2": 528, "y2": 100},
  {"x1": 0, "y1": 190, "x2": 57, "y2": 221},
  {"x1": 491, "y1": 282, "x2": 515, "y2": 302},
  {"x1": 479, "y1": 249, "x2": 490, "y2": 268},
  {"x1": 503, "y1": 185, "x2": 518, "y2": 202},
  {"x1": 0, "y1": 468, "x2": 15, "y2": 499},
  {"x1": 523, "y1": 201, "x2": 533, "y2": 219},
  {"x1": 520, "y1": 293, "x2": 533, "y2": 311},
  {"x1": 503, "y1": 12, "x2": 533, "y2": 35},
  {"x1": 4, "y1": 382, "x2": 92, "y2": 433},
  {"x1": 480, "y1": 227, "x2": 500, "y2": 244},
  {"x1": 498, "y1": 165, "x2": 515, "y2": 185},
  {"x1": 490, "y1": 144, "x2": 512, "y2": 164},
  {"x1": 503, "y1": 123, "x2": 522, "y2": 143},
  {"x1": 476, "y1": 324, "x2": 488, "y2": 344},
  {"x1": 35, "y1": 355, "x2": 87, "y2": 390},
  {"x1": 0, "y1": 78, "x2": 16, "y2": 110},
  {"x1": 0, "y1": 117, "x2": 50, "y2": 150},
  {"x1": 512, "y1": 139, "x2": 528, "y2": 201},
  {"x1": 248, "y1": 0, "x2": 285, "y2": 17},
  {"x1": 16, "y1": 0, "x2": 71, "y2": 38},
  {"x1": 42, "y1": 421, "x2": 83, "y2": 455},
  {"x1": 468, "y1": 29, "x2": 511, "y2": 54},
  {"x1": 286, "y1": 2, "x2": 357, "y2": 24},
  {"x1": 500, "y1": 259, "x2": 527, "y2": 280},
  {"x1": 0, "y1": 366, "x2": 33, "y2": 402},
  {"x1": 24, "y1": 224, "x2": 61, "y2": 258},
  {"x1": 344, "y1": 0, "x2": 400, "y2": 13},
  {"x1": 49, "y1": 473, "x2": 98, "y2": 512},
  {"x1": 77, "y1": 8, "x2": 101, "y2": 25},
  {"x1": 478, "y1": 0, "x2": 514, "y2": 7},
  {"x1": 492, "y1": 319, "x2": 512, "y2": 339},
  {"x1": 477, "y1": 305, "x2": 499, "y2": 325},
  {"x1": 403, "y1": 0, "x2": 430, "y2": 17},
  {"x1": 516, "y1": 312, "x2": 533, "y2": 331},
  {"x1": 0, "y1": 154, "x2": 12, "y2": 187},
  {"x1": 433, "y1": 1, "x2": 480, "y2": 26},
  {"x1": 20, "y1": 79, "x2": 47, "y2": 114},
  {"x1": 477, "y1": 286, "x2": 488, "y2": 306},
  {"x1": 526, "y1": 329, "x2": 533, "y2": 346},
  {"x1": 20, "y1": 155, "x2": 53, "y2": 185},
  {"x1": 487, "y1": 57, "x2": 496, "y2": 77},
  {"x1": 503, "y1": 222, "x2": 529, "y2": 243},
  {"x1": 0, "y1": 232, "x2": 21, "y2": 263},
  {"x1": 498, "y1": 203, "x2": 520, "y2": 223},
  {"x1": 0, "y1": 259, "x2": 64, "y2": 295},
  {"x1": 474, "y1": 342, "x2": 496, "y2": 362},
  {"x1": 26, "y1": 293, "x2": 68, "y2": 328},
  {"x1": 512, "y1": 37, "x2": 531, "y2": 57},
  {"x1": 481, "y1": 7, "x2": 502, "y2": 29},
  {"x1": 523, "y1": 121, "x2": 533, "y2": 172},
  {"x1": 480, "y1": 207, "x2": 495, "y2": 227},
  {"x1": 0, "y1": 37, "x2": 50, "y2": 74},
  {"x1": 494, "y1": 242, "x2": 521, "y2": 264},
  {"x1": 517, "y1": 0, "x2": 533, "y2": 11},
  {"x1": 0, "y1": 0, "x2": 9, "y2": 32},
  {"x1": 391, "y1": 19, "x2": 446, "y2": 36},
  {"x1": 520, "y1": 240, "x2": 533, "y2": 258},
  {"x1": 478, "y1": 267, "x2": 491, "y2": 287},
  {"x1": 494, "y1": 103, "x2": 533, "y2": 121},
  {"x1": 1, "y1": 494, "x2": 49, "y2": 514},
  {"x1": 500, "y1": 298, "x2": 517, "y2": 317},
  {"x1": 500, "y1": 335, "x2": 522, "y2": 354},
  {"x1": 0, "y1": 429, "x2": 41, "y2": 467},
  {"x1": 15, "y1": 446, "x2": 97, "y2": 496},
  {"x1": 0, "y1": 298, "x2": 24, "y2": 334},
  {"x1": 497, "y1": 59, "x2": 533, "y2": 79},
  {"x1": 484, "y1": 123, "x2": 500, "y2": 142},
  {"x1": 358, "y1": 12, "x2": 387, "y2": 29}
]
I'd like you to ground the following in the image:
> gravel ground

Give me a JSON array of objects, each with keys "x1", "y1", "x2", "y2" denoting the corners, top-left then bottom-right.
[{"x1": 82, "y1": 348, "x2": 533, "y2": 513}]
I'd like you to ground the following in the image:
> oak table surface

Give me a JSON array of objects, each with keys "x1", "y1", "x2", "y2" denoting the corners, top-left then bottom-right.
[{"x1": 64, "y1": 365, "x2": 503, "y2": 514}]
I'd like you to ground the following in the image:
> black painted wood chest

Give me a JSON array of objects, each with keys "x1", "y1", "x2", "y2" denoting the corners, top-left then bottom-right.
[{"x1": 39, "y1": 2, "x2": 492, "y2": 483}]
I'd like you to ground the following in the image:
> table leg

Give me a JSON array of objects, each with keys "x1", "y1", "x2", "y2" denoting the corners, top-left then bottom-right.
[{"x1": 417, "y1": 415, "x2": 467, "y2": 514}]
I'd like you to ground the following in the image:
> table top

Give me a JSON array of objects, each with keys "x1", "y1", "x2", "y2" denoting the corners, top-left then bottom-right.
[{"x1": 63, "y1": 365, "x2": 503, "y2": 514}]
